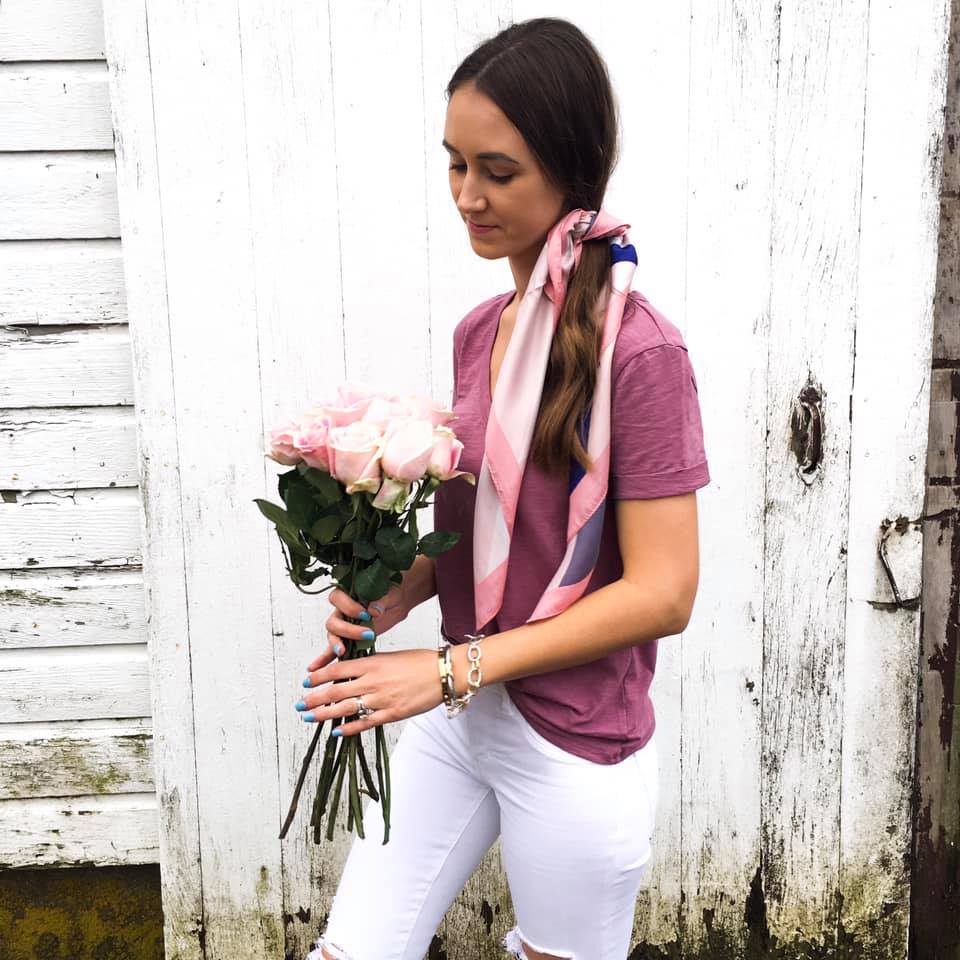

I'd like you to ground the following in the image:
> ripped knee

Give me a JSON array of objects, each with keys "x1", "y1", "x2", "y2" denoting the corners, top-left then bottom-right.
[
  {"x1": 502, "y1": 924, "x2": 575, "y2": 960},
  {"x1": 305, "y1": 936, "x2": 354, "y2": 960}
]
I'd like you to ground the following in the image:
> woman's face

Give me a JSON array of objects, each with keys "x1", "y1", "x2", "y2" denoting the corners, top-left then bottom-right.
[{"x1": 443, "y1": 82, "x2": 567, "y2": 265}]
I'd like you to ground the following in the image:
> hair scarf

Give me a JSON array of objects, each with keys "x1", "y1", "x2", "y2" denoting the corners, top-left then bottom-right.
[{"x1": 472, "y1": 207, "x2": 638, "y2": 634}]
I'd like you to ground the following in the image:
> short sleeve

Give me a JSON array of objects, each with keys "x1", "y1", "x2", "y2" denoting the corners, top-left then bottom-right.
[{"x1": 609, "y1": 344, "x2": 711, "y2": 499}]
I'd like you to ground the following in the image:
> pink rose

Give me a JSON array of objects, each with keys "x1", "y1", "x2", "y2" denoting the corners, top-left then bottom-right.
[
  {"x1": 371, "y1": 476, "x2": 412, "y2": 513},
  {"x1": 380, "y1": 418, "x2": 436, "y2": 482},
  {"x1": 266, "y1": 420, "x2": 302, "y2": 465},
  {"x1": 292, "y1": 415, "x2": 332, "y2": 472},
  {"x1": 361, "y1": 394, "x2": 408, "y2": 431},
  {"x1": 428, "y1": 426, "x2": 475, "y2": 484},
  {"x1": 397, "y1": 393, "x2": 458, "y2": 427},
  {"x1": 306, "y1": 383, "x2": 378, "y2": 427},
  {"x1": 327, "y1": 420, "x2": 384, "y2": 494}
]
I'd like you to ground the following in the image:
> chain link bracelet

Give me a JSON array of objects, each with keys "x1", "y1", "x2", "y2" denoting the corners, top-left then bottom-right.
[{"x1": 436, "y1": 633, "x2": 484, "y2": 718}]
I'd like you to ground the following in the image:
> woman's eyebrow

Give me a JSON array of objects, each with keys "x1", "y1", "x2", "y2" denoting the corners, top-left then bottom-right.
[{"x1": 441, "y1": 139, "x2": 520, "y2": 164}]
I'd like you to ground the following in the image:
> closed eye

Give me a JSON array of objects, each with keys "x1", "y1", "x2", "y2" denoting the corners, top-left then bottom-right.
[{"x1": 448, "y1": 163, "x2": 514, "y2": 184}]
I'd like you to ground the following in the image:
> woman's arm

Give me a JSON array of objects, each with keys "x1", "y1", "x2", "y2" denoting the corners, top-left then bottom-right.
[
  {"x1": 448, "y1": 492, "x2": 700, "y2": 694},
  {"x1": 399, "y1": 554, "x2": 437, "y2": 612}
]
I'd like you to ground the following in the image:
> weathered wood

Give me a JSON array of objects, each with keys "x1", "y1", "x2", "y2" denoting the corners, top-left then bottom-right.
[
  {"x1": 839, "y1": 4, "x2": 949, "y2": 958},
  {"x1": 0, "y1": 717, "x2": 153, "y2": 799},
  {"x1": 0, "y1": 568, "x2": 146, "y2": 650},
  {"x1": 0, "y1": 62, "x2": 114, "y2": 151},
  {"x1": 0, "y1": 324, "x2": 134, "y2": 408},
  {"x1": 0, "y1": 239, "x2": 127, "y2": 326},
  {"x1": 0, "y1": 407, "x2": 139, "y2": 490},
  {"x1": 98, "y1": 2, "x2": 951, "y2": 959},
  {"x1": 912, "y1": 0, "x2": 960, "y2": 950},
  {"x1": 0, "y1": 0, "x2": 106, "y2": 62},
  {"x1": 0, "y1": 644, "x2": 150, "y2": 722},
  {"x1": 681, "y1": 1, "x2": 781, "y2": 956},
  {"x1": 0, "y1": 793, "x2": 158, "y2": 869},
  {"x1": 0, "y1": 152, "x2": 119, "y2": 240},
  {"x1": 0, "y1": 488, "x2": 141, "y2": 570}
]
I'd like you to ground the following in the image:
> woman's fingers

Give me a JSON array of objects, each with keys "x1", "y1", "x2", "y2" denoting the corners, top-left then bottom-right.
[
  {"x1": 330, "y1": 587, "x2": 372, "y2": 623},
  {"x1": 305, "y1": 635, "x2": 340, "y2": 672}
]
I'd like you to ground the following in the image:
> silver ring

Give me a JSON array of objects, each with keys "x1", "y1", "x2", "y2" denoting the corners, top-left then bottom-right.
[{"x1": 355, "y1": 695, "x2": 375, "y2": 719}]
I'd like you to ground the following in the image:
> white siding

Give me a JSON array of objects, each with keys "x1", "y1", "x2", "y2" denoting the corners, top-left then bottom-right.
[
  {"x1": 0, "y1": 0, "x2": 157, "y2": 870},
  {"x1": 0, "y1": 0, "x2": 939, "y2": 958}
]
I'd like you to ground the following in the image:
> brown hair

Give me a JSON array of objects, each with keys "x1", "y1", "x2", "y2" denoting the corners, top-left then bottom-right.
[{"x1": 446, "y1": 17, "x2": 620, "y2": 476}]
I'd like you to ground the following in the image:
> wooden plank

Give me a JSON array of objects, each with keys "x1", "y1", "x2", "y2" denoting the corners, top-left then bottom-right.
[
  {"x1": 926, "y1": 368, "x2": 959, "y2": 481},
  {"x1": 230, "y1": 5, "x2": 347, "y2": 957},
  {"x1": 934, "y1": 195, "x2": 960, "y2": 361},
  {"x1": 1, "y1": 406, "x2": 138, "y2": 490},
  {"x1": 840, "y1": 0, "x2": 950, "y2": 955},
  {"x1": 0, "y1": 239, "x2": 127, "y2": 326},
  {"x1": 0, "y1": 152, "x2": 119, "y2": 240},
  {"x1": 0, "y1": 568, "x2": 146, "y2": 650},
  {"x1": 0, "y1": 717, "x2": 153, "y2": 799},
  {"x1": 913, "y1": 484, "x2": 960, "y2": 951},
  {"x1": 680, "y1": 1, "x2": 780, "y2": 955},
  {"x1": 0, "y1": 324, "x2": 134, "y2": 408},
  {"x1": 0, "y1": 644, "x2": 150, "y2": 722},
  {"x1": 759, "y1": 1, "x2": 872, "y2": 950},
  {"x1": 0, "y1": 62, "x2": 114, "y2": 151},
  {"x1": 0, "y1": 793, "x2": 158, "y2": 868},
  {"x1": 0, "y1": 0, "x2": 106, "y2": 62},
  {"x1": 102, "y1": 1, "x2": 215, "y2": 956},
  {"x1": 0, "y1": 488, "x2": 142, "y2": 570}
]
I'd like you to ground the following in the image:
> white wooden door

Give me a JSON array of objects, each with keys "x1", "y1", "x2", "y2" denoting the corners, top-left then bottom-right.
[{"x1": 101, "y1": 2, "x2": 949, "y2": 958}]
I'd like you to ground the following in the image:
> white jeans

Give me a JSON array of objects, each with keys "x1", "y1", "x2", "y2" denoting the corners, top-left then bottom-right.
[{"x1": 306, "y1": 679, "x2": 658, "y2": 960}]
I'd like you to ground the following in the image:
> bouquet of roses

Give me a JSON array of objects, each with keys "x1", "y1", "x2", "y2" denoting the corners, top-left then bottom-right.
[{"x1": 257, "y1": 384, "x2": 474, "y2": 845}]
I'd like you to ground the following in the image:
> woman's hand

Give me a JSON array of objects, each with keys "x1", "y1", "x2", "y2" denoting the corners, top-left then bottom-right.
[
  {"x1": 298, "y1": 648, "x2": 443, "y2": 736},
  {"x1": 308, "y1": 582, "x2": 408, "y2": 672}
]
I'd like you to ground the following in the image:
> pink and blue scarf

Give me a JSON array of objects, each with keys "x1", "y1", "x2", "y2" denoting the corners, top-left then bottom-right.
[{"x1": 472, "y1": 207, "x2": 637, "y2": 632}]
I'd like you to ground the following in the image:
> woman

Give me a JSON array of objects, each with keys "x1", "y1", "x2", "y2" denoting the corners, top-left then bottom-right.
[{"x1": 299, "y1": 17, "x2": 710, "y2": 960}]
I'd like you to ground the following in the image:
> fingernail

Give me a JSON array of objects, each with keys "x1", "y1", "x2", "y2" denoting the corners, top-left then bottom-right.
[
  {"x1": 358, "y1": 610, "x2": 372, "y2": 622},
  {"x1": 302, "y1": 712, "x2": 316, "y2": 722},
  {"x1": 361, "y1": 629, "x2": 375, "y2": 641},
  {"x1": 331, "y1": 728, "x2": 342, "y2": 737},
  {"x1": 294, "y1": 700, "x2": 307, "y2": 711},
  {"x1": 335, "y1": 644, "x2": 344, "y2": 656},
  {"x1": 302, "y1": 677, "x2": 311, "y2": 688}
]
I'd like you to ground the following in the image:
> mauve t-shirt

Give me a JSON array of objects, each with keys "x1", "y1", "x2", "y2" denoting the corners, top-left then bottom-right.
[{"x1": 432, "y1": 288, "x2": 711, "y2": 764}]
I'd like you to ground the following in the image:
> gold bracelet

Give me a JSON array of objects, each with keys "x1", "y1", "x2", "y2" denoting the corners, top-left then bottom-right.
[{"x1": 437, "y1": 646, "x2": 456, "y2": 708}]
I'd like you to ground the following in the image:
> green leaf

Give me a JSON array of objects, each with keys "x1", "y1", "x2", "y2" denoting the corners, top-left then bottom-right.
[
  {"x1": 309, "y1": 514, "x2": 341, "y2": 543},
  {"x1": 254, "y1": 498, "x2": 303, "y2": 540},
  {"x1": 284, "y1": 482, "x2": 320, "y2": 530},
  {"x1": 297, "y1": 464, "x2": 343, "y2": 506},
  {"x1": 408, "y1": 504, "x2": 419, "y2": 543},
  {"x1": 353, "y1": 537, "x2": 377, "y2": 560},
  {"x1": 418, "y1": 530, "x2": 461, "y2": 557},
  {"x1": 277, "y1": 468, "x2": 298, "y2": 503},
  {"x1": 332, "y1": 563, "x2": 352, "y2": 581},
  {"x1": 341, "y1": 518, "x2": 359, "y2": 543},
  {"x1": 374, "y1": 526, "x2": 417, "y2": 570},
  {"x1": 355, "y1": 559, "x2": 391, "y2": 604},
  {"x1": 277, "y1": 525, "x2": 311, "y2": 559}
]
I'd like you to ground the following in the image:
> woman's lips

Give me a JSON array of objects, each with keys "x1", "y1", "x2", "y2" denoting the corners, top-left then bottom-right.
[{"x1": 468, "y1": 221, "x2": 497, "y2": 234}]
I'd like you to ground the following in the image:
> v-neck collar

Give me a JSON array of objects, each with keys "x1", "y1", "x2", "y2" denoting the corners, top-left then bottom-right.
[{"x1": 485, "y1": 290, "x2": 518, "y2": 410}]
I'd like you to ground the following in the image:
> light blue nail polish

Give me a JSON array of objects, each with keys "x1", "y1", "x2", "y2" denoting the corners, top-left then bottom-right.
[
  {"x1": 302, "y1": 712, "x2": 316, "y2": 722},
  {"x1": 361, "y1": 629, "x2": 375, "y2": 640},
  {"x1": 358, "y1": 610, "x2": 372, "y2": 622},
  {"x1": 331, "y1": 728, "x2": 342, "y2": 737},
  {"x1": 302, "y1": 677, "x2": 311, "y2": 688},
  {"x1": 294, "y1": 700, "x2": 306, "y2": 711},
  {"x1": 335, "y1": 644, "x2": 344, "y2": 655}
]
